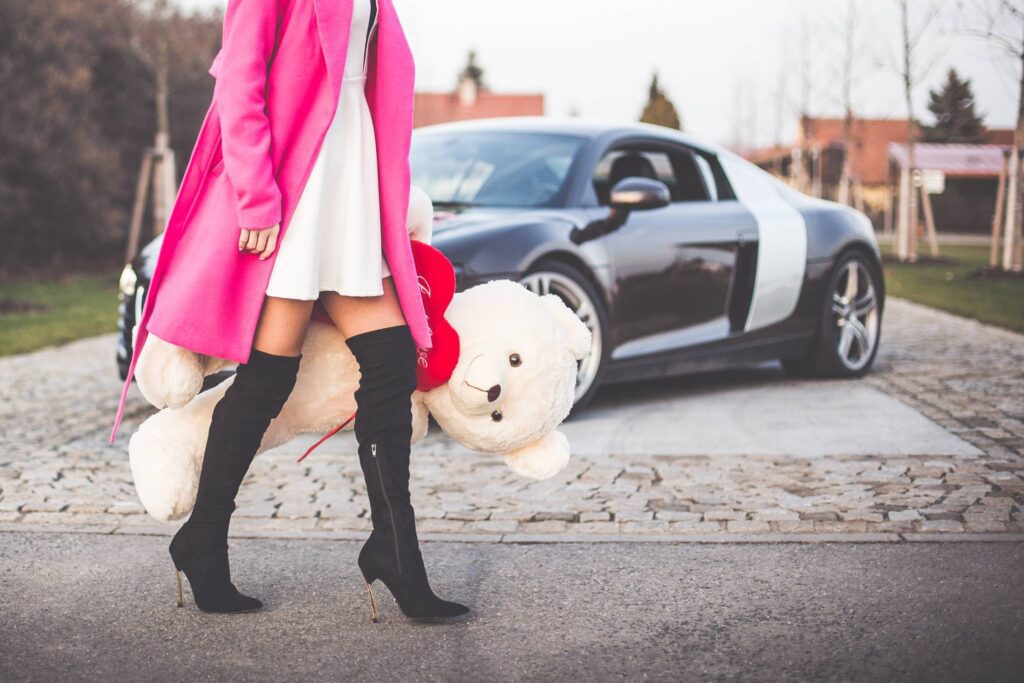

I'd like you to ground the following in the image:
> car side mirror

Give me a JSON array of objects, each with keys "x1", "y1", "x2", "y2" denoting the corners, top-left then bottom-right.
[
  {"x1": 569, "y1": 177, "x2": 671, "y2": 246},
  {"x1": 609, "y1": 177, "x2": 671, "y2": 212}
]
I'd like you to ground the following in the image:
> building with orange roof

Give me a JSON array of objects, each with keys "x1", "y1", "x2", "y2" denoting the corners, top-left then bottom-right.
[
  {"x1": 414, "y1": 76, "x2": 544, "y2": 129},
  {"x1": 746, "y1": 117, "x2": 1014, "y2": 233}
]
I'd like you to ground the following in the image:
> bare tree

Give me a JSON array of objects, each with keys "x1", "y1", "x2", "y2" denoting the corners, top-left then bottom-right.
[
  {"x1": 791, "y1": 2, "x2": 820, "y2": 195},
  {"x1": 773, "y1": 31, "x2": 791, "y2": 156},
  {"x1": 834, "y1": 0, "x2": 864, "y2": 208},
  {"x1": 891, "y1": 0, "x2": 943, "y2": 262},
  {"x1": 124, "y1": 0, "x2": 178, "y2": 254},
  {"x1": 961, "y1": 0, "x2": 1024, "y2": 271}
]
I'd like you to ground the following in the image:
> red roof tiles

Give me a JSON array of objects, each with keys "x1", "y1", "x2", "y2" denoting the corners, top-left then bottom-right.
[{"x1": 414, "y1": 90, "x2": 545, "y2": 128}]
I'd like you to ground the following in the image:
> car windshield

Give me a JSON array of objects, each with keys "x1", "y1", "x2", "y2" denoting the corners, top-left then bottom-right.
[{"x1": 411, "y1": 131, "x2": 585, "y2": 208}]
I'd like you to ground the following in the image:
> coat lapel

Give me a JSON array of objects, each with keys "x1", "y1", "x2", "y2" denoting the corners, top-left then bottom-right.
[{"x1": 312, "y1": 0, "x2": 353, "y2": 104}]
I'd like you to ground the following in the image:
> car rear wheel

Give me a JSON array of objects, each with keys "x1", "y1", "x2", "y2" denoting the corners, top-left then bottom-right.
[
  {"x1": 783, "y1": 250, "x2": 883, "y2": 378},
  {"x1": 519, "y1": 260, "x2": 608, "y2": 412}
]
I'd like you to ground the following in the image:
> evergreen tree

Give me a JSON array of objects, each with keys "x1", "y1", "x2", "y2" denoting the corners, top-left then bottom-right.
[
  {"x1": 458, "y1": 50, "x2": 486, "y2": 90},
  {"x1": 923, "y1": 68, "x2": 986, "y2": 143},
  {"x1": 639, "y1": 72, "x2": 682, "y2": 130}
]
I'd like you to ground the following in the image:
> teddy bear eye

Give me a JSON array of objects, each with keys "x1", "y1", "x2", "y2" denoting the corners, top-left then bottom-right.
[
  {"x1": 509, "y1": 353, "x2": 521, "y2": 367},
  {"x1": 491, "y1": 410, "x2": 503, "y2": 422}
]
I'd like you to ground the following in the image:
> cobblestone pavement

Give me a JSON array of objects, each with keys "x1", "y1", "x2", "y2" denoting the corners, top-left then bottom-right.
[{"x1": 1, "y1": 298, "x2": 1022, "y2": 540}]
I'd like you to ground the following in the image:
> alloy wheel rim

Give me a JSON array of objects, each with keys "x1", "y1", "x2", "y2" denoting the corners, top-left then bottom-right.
[
  {"x1": 831, "y1": 260, "x2": 879, "y2": 371},
  {"x1": 518, "y1": 271, "x2": 603, "y2": 403}
]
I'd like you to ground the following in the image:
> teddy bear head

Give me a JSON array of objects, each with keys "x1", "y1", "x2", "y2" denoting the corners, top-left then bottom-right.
[{"x1": 422, "y1": 279, "x2": 592, "y2": 480}]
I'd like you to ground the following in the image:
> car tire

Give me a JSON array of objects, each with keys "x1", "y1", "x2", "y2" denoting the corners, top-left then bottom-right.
[
  {"x1": 519, "y1": 259, "x2": 609, "y2": 414},
  {"x1": 783, "y1": 249, "x2": 884, "y2": 379}
]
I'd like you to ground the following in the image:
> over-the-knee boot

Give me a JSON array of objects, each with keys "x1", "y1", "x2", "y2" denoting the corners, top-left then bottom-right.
[
  {"x1": 345, "y1": 324, "x2": 469, "y2": 621},
  {"x1": 169, "y1": 348, "x2": 301, "y2": 613}
]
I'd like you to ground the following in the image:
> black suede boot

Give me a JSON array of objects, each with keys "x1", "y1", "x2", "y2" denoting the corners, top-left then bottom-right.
[
  {"x1": 169, "y1": 348, "x2": 301, "y2": 613},
  {"x1": 346, "y1": 324, "x2": 469, "y2": 622}
]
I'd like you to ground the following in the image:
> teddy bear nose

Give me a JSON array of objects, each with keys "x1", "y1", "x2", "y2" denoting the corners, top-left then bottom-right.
[{"x1": 487, "y1": 384, "x2": 501, "y2": 402}]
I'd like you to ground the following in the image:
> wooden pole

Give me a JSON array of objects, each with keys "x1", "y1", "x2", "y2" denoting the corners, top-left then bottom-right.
[
  {"x1": 838, "y1": 146, "x2": 851, "y2": 206},
  {"x1": 1004, "y1": 149, "x2": 1021, "y2": 271},
  {"x1": 853, "y1": 178, "x2": 865, "y2": 214},
  {"x1": 155, "y1": 146, "x2": 177, "y2": 236},
  {"x1": 151, "y1": 21, "x2": 176, "y2": 237},
  {"x1": 991, "y1": 150, "x2": 1009, "y2": 269},
  {"x1": 883, "y1": 182, "x2": 894, "y2": 236},
  {"x1": 896, "y1": 166, "x2": 911, "y2": 260},
  {"x1": 1013, "y1": 148, "x2": 1024, "y2": 271},
  {"x1": 124, "y1": 152, "x2": 153, "y2": 262},
  {"x1": 1007, "y1": 28, "x2": 1024, "y2": 272},
  {"x1": 813, "y1": 147, "x2": 823, "y2": 199},
  {"x1": 908, "y1": 169, "x2": 920, "y2": 262},
  {"x1": 918, "y1": 178, "x2": 939, "y2": 258}
]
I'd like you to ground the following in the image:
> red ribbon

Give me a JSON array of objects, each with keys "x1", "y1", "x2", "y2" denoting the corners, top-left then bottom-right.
[{"x1": 296, "y1": 410, "x2": 357, "y2": 463}]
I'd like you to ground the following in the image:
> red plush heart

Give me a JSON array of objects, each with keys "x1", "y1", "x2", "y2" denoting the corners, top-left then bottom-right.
[{"x1": 410, "y1": 240, "x2": 460, "y2": 390}]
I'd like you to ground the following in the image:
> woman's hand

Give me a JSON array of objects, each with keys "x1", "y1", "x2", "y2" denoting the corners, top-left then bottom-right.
[{"x1": 239, "y1": 224, "x2": 280, "y2": 260}]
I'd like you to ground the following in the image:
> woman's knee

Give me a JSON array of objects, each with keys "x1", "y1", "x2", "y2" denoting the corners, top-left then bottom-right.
[{"x1": 252, "y1": 296, "x2": 315, "y2": 356}]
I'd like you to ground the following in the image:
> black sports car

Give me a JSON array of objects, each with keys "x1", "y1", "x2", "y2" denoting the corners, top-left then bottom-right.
[{"x1": 118, "y1": 117, "x2": 884, "y2": 410}]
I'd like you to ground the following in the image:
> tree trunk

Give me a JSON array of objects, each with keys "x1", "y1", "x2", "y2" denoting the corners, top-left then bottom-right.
[
  {"x1": 991, "y1": 151, "x2": 1008, "y2": 269},
  {"x1": 838, "y1": 110, "x2": 853, "y2": 207},
  {"x1": 152, "y1": 31, "x2": 175, "y2": 237},
  {"x1": 898, "y1": 0, "x2": 919, "y2": 262},
  {"x1": 897, "y1": 166, "x2": 912, "y2": 258},
  {"x1": 1004, "y1": 32, "x2": 1024, "y2": 272}
]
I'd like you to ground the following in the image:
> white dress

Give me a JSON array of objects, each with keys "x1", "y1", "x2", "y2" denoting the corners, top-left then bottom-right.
[{"x1": 265, "y1": 0, "x2": 390, "y2": 299}]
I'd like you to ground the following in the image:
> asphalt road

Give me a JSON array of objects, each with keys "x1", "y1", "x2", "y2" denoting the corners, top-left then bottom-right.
[{"x1": 1, "y1": 533, "x2": 1022, "y2": 682}]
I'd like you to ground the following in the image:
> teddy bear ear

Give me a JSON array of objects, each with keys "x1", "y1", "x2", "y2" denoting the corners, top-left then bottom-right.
[
  {"x1": 540, "y1": 294, "x2": 593, "y2": 361},
  {"x1": 504, "y1": 429, "x2": 571, "y2": 480},
  {"x1": 407, "y1": 185, "x2": 434, "y2": 244}
]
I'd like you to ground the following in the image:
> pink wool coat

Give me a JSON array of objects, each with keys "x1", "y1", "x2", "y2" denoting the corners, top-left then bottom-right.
[{"x1": 110, "y1": 0, "x2": 429, "y2": 441}]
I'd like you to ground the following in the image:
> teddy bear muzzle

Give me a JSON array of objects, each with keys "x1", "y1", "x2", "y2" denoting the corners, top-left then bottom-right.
[{"x1": 454, "y1": 353, "x2": 507, "y2": 413}]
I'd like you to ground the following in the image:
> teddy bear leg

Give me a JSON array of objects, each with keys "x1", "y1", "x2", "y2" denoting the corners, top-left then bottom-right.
[{"x1": 129, "y1": 378, "x2": 232, "y2": 522}]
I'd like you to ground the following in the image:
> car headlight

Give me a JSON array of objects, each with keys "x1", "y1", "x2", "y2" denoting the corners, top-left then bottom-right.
[{"x1": 119, "y1": 264, "x2": 138, "y2": 297}]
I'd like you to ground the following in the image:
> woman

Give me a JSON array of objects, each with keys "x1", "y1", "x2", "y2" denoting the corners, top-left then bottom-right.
[{"x1": 112, "y1": 0, "x2": 468, "y2": 621}]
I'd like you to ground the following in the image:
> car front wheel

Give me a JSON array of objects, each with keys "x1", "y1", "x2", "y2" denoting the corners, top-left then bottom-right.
[
  {"x1": 519, "y1": 260, "x2": 608, "y2": 411},
  {"x1": 783, "y1": 250, "x2": 884, "y2": 378}
]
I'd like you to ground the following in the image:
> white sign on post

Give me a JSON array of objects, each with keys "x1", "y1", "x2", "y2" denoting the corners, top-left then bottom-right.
[{"x1": 918, "y1": 169, "x2": 946, "y2": 195}]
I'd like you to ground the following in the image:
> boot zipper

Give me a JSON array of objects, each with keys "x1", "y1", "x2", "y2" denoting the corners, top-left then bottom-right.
[{"x1": 371, "y1": 441, "x2": 403, "y2": 575}]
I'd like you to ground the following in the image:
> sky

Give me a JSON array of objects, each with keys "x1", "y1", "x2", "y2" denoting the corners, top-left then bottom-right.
[{"x1": 175, "y1": 0, "x2": 1020, "y2": 148}]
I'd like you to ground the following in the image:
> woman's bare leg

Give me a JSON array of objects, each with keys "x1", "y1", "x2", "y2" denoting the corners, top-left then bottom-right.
[
  {"x1": 319, "y1": 276, "x2": 406, "y2": 337},
  {"x1": 252, "y1": 296, "x2": 316, "y2": 356}
]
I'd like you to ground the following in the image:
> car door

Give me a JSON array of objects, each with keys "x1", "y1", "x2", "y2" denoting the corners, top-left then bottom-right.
[{"x1": 590, "y1": 141, "x2": 758, "y2": 360}]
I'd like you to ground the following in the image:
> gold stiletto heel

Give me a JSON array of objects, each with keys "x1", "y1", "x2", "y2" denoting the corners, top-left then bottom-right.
[
  {"x1": 175, "y1": 570, "x2": 184, "y2": 608},
  {"x1": 365, "y1": 581, "x2": 379, "y2": 623}
]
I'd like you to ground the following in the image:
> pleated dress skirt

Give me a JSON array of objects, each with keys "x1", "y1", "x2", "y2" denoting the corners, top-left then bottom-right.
[{"x1": 265, "y1": 0, "x2": 390, "y2": 299}]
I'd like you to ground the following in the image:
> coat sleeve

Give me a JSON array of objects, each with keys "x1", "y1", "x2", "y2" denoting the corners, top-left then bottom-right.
[{"x1": 213, "y1": 0, "x2": 283, "y2": 230}]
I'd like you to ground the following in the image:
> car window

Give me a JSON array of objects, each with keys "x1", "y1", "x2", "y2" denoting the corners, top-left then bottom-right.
[
  {"x1": 410, "y1": 132, "x2": 585, "y2": 208},
  {"x1": 693, "y1": 154, "x2": 718, "y2": 201},
  {"x1": 592, "y1": 146, "x2": 714, "y2": 205},
  {"x1": 593, "y1": 150, "x2": 673, "y2": 206},
  {"x1": 669, "y1": 150, "x2": 713, "y2": 202}
]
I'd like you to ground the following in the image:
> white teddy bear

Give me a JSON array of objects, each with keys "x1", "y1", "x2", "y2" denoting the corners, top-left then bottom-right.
[{"x1": 128, "y1": 188, "x2": 592, "y2": 522}]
